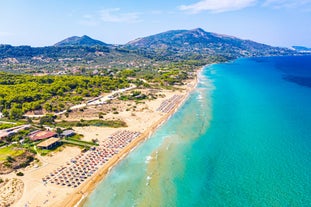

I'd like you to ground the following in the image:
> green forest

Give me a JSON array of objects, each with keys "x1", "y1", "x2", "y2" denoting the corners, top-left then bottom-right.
[
  {"x1": 0, "y1": 72, "x2": 129, "y2": 119},
  {"x1": 0, "y1": 59, "x2": 206, "y2": 120}
]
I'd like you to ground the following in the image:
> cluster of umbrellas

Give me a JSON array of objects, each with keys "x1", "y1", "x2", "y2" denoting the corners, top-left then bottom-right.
[
  {"x1": 102, "y1": 130, "x2": 141, "y2": 149},
  {"x1": 156, "y1": 95, "x2": 183, "y2": 113},
  {"x1": 42, "y1": 147, "x2": 117, "y2": 188},
  {"x1": 42, "y1": 130, "x2": 141, "y2": 188}
]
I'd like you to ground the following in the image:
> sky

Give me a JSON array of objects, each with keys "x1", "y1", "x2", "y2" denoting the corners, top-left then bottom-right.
[{"x1": 0, "y1": 0, "x2": 311, "y2": 47}]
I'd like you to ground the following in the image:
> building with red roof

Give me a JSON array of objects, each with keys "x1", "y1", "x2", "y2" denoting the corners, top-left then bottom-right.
[{"x1": 29, "y1": 131, "x2": 56, "y2": 141}]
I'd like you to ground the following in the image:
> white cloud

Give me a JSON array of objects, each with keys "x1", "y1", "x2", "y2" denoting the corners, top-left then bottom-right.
[
  {"x1": 263, "y1": 0, "x2": 311, "y2": 9},
  {"x1": 179, "y1": 0, "x2": 257, "y2": 13},
  {"x1": 100, "y1": 8, "x2": 141, "y2": 23}
]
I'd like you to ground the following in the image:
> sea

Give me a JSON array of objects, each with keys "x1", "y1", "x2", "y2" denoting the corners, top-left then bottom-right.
[{"x1": 83, "y1": 55, "x2": 311, "y2": 207}]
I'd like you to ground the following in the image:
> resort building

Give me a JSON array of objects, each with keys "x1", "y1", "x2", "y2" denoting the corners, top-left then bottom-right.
[
  {"x1": 0, "y1": 124, "x2": 30, "y2": 141},
  {"x1": 37, "y1": 138, "x2": 61, "y2": 149},
  {"x1": 61, "y1": 130, "x2": 75, "y2": 138},
  {"x1": 29, "y1": 130, "x2": 57, "y2": 141}
]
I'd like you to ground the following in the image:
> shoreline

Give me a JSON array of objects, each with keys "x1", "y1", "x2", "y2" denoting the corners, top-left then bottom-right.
[
  {"x1": 59, "y1": 67, "x2": 201, "y2": 207},
  {"x1": 4, "y1": 67, "x2": 203, "y2": 207}
]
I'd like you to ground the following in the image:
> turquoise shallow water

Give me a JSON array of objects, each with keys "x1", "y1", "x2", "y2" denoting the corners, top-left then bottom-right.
[{"x1": 84, "y1": 56, "x2": 311, "y2": 207}]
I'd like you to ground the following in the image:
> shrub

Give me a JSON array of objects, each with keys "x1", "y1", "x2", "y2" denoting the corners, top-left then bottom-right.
[
  {"x1": 6, "y1": 156, "x2": 15, "y2": 163},
  {"x1": 3, "y1": 162, "x2": 12, "y2": 168},
  {"x1": 27, "y1": 148, "x2": 37, "y2": 154},
  {"x1": 98, "y1": 112, "x2": 104, "y2": 119},
  {"x1": 16, "y1": 172, "x2": 24, "y2": 176}
]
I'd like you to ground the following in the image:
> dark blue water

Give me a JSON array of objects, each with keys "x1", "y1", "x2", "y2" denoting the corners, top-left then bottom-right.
[{"x1": 84, "y1": 56, "x2": 311, "y2": 207}]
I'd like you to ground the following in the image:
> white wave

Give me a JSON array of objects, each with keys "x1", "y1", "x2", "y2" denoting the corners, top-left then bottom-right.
[
  {"x1": 146, "y1": 175, "x2": 152, "y2": 186},
  {"x1": 145, "y1": 155, "x2": 153, "y2": 163}
]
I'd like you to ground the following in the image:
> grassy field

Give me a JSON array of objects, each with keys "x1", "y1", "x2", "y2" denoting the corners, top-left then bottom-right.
[
  {"x1": 56, "y1": 119, "x2": 127, "y2": 128},
  {"x1": 0, "y1": 146, "x2": 25, "y2": 162},
  {"x1": 0, "y1": 123, "x2": 16, "y2": 130},
  {"x1": 62, "y1": 138, "x2": 97, "y2": 147}
]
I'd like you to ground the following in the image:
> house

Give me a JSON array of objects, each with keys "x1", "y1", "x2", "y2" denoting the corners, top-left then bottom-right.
[
  {"x1": 0, "y1": 124, "x2": 30, "y2": 141},
  {"x1": 92, "y1": 69, "x2": 99, "y2": 75},
  {"x1": 34, "y1": 110, "x2": 43, "y2": 115},
  {"x1": 29, "y1": 131, "x2": 57, "y2": 141},
  {"x1": 0, "y1": 131, "x2": 9, "y2": 140},
  {"x1": 37, "y1": 138, "x2": 61, "y2": 149},
  {"x1": 61, "y1": 130, "x2": 75, "y2": 138},
  {"x1": 0, "y1": 131, "x2": 16, "y2": 141}
]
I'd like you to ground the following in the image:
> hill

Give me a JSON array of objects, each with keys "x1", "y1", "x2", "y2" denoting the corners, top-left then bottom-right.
[
  {"x1": 125, "y1": 28, "x2": 295, "y2": 60},
  {"x1": 54, "y1": 35, "x2": 108, "y2": 47},
  {"x1": 0, "y1": 28, "x2": 299, "y2": 73},
  {"x1": 292, "y1": 46, "x2": 311, "y2": 53},
  {"x1": 0, "y1": 44, "x2": 110, "y2": 59},
  {"x1": 0, "y1": 43, "x2": 145, "y2": 74}
]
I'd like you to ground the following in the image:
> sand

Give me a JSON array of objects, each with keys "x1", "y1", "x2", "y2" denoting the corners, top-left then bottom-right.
[
  {"x1": 4, "y1": 71, "x2": 199, "y2": 207},
  {"x1": 0, "y1": 178, "x2": 23, "y2": 207}
]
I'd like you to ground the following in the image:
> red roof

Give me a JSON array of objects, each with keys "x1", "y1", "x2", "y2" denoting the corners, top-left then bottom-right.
[{"x1": 29, "y1": 131, "x2": 56, "y2": 141}]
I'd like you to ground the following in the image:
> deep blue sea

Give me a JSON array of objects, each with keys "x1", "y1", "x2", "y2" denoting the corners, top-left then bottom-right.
[{"x1": 84, "y1": 56, "x2": 311, "y2": 207}]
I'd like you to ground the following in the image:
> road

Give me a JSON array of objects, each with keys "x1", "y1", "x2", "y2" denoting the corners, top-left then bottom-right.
[{"x1": 24, "y1": 84, "x2": 136, "y2": 118}]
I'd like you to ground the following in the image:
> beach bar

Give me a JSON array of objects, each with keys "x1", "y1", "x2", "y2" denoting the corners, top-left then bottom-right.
[{"x1": 37, "y1": 138, "x2": 61, "y2": 150}]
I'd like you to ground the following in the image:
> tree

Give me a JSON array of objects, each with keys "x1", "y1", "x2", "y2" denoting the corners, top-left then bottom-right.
[
  {"x1": 56, "y1": 128, "x2": 62, "y2": 137},
  {"x1": 64, "y1": 111, "x2": 69, "y2": 118},
  {"x1": 26, "y1": 117, "x2": 33, "y2": 124},
  {"x1": 39, "y1": 114, "x2": 56, "y2": 125},
  {"x1": 9, "y1": 107, "x2": 23, "y2": 120},
  {"x1": 2, "y1": 109, "x2": 9, "y2": 117}
]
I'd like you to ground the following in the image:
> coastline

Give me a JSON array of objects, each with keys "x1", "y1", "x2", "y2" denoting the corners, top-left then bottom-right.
[
  {"x1": 4, "y1": 67, "x2": 203, "y2": 207},
  {"x1": 60, "y1": 67, "x2": 202, "y2": 207}
]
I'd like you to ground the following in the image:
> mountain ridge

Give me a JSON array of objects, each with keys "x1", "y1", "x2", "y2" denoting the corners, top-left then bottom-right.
[
  {"x1": 0, "y1": 28, "x2": 298, "y2": 68},
  {"x1": 54, "y1": 35, "x2": 108, "y2": 47},
  {"x1": 124, "y1": 28, "x2": 293, "y2": 60}
]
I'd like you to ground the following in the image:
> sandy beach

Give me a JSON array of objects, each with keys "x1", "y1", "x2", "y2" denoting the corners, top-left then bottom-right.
[{"x1": 2, "y1": 70, "x2": 200, "y2": 207}]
